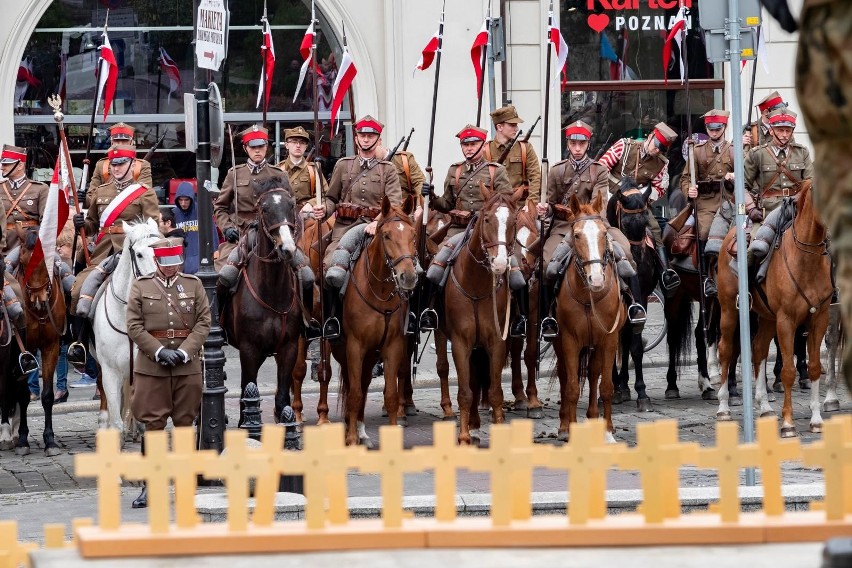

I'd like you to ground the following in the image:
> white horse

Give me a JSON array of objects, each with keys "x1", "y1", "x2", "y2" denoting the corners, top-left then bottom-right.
[{"x1": 90, "y1": 219, "x2": 160, "y2": 440}]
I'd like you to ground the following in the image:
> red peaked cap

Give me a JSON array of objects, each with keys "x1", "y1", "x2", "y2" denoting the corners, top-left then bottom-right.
[
  {"x1": 564, "y1": 121, "x2": 593, "y2": 140},
  {"x1": 354, "y1": 116, "x2": 383, "y2": 134},
  {"x1": 241, "y1": 125, "x2": 269, "y2": 145},
  {"x1": 109, "y1": 122, "x2": 135, "y2": 139},
  {"x1": 456, "y1": 125, "x2": 488, "y2": 143},
  {"x1": 0, "y1": 144, "x2": 26, "y2": 163},
  {"x1": 108, "y1": 145, "x2": 136, "y2": 161}
]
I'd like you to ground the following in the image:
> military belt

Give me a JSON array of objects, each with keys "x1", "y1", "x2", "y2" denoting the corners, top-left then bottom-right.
[{"x1": 150, "y1": 329, "x2": 191, "y2": 339}]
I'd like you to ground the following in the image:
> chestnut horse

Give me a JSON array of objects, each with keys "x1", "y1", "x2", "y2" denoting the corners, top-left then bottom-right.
[
  {"x1": 15, "y1": 230, "x2": 67, "y2": 455},
  {"x1": 437, "y1": 186, "x2": 525, "y2": 445},
  {"x1": 333, "y1": 195, "x2": 419, "y2": 446},
  {"x1": 554, "y1": 193, "x2": 625, "y2": 442},
  {"x1": 716, "y1": 181, "x2": 832, "y2": 436},
  {"x1": 221, "y1": 187, "x2": 303, "y2": 422}
]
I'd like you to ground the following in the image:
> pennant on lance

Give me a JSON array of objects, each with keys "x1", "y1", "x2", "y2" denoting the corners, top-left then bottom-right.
[
  {"x1": 470, "y1": 20, "x2": 489, "y2": 96},
  {"x1": 256, "y1": 15, "x2": 276, "y2": 112},
  {"x1": 292, "y1": 17, "x2": 316, "y2": 102},
  {"x1": 158, "y1": 47, "x2": 182, "y2": 102},
  {"x1": 330, "y1": 46, "x2": 357, "y2": 133},
  {"x1": 415, "y1": 29, "x2": 440, "y2": 73},
  {"x1": 96, "y1": 31, "x2": 119, "y2": 121},
  {"x1": 662, "y1": 3, "x2": 687, "y2": 84},
  {"x1": 25, "y1": 144, "x2": 71, "y2": 283}
]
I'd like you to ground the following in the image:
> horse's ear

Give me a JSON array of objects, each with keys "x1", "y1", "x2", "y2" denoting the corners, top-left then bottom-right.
[
  {"x1": 381, "y1": 194, "x2": 392, "y2": 217},
  {"x1": 402, "y1": 194, "x2": 415, "y2": 216},
  {"x1": 510, "y1": 186, "x2": 527, "y2": 205},
  {"x1": 569, "y1": 193, "x2": 582, "y2": 215},
  {"x1": 480, "y1": 181, "x2": 493, "y2": 203},
  {"x1": 642, "y1": 184, "x2": 653, "y2": 203},
  {"x1": 591, "y1": 191, "x2": 605, "y2": 214},
  {"x1": 124, "y1": 220, "x2": 135, "y2": 235},
  {"x1": 526, "y1": 198, "x2": 537, "y2": 213}
]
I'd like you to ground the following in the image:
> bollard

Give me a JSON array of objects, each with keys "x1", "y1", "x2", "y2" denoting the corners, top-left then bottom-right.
[
  {"x1": 239, "y1": 382, "x2": 263, "y2": 441},
  {"x1": 278, "y1": 406, "x2": 304, "y2": 495}
]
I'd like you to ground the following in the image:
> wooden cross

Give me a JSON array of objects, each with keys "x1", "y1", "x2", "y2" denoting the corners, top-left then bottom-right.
[
  {"x1": 468, "y1": 421, "x2": 539, "y2": 526},
  {"x1": 43, "y1": 523, "x2": 67, "y2": 549},
  {"x1": 122, "y1": 430, "x2": 173, "y2": 533},
  {"x1": 170, "y1": 428, "x2": 217, "y2": 529},
  {"x1": 617, "y1": 420, "x2": 696, "y2": 524},
  {"x1": 0, "y1": 520, "x2": 36, "y2": 568},
  {"x1": 412, "y1": 421, "x2": 473, "y2": 522},
  {"x1": 75, "y1": 429, "x2": 141, "y2": 530},
  {"x1": 547, "y1": 420, "x2": 623, "y2": 525},
  {"x1": 203, "y1": 430, "x2": 270, "y2": 532},
  {"x1": 697, "y1": 422, "x2": 759, "y2": 523},
  {"x1": 252, "y1": 425, "x2": 286, "y2": 527},
  {"x1": 802, "y1": 415, "x2": 852, "y2": 521},
  {"x1": 357, "y1": 426, "x2": 422, "y2": 528},
  {"x1": 755, "y1": 416, "x2": 801, "y2": 517}
]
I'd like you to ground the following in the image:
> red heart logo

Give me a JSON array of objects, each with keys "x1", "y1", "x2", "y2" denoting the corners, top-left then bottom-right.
[{"x1": 587, "y1": 13, "x2": 610, "y2": 33}]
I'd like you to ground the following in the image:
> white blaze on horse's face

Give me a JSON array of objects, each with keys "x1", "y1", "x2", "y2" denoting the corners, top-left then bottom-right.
[
  {"x1": 582, "y1": 220, "x2": 606, "y2": 290},
  {"x1": 271, "y1": 194, "x2": 296, "y2": 255},
  {"x1": 491, "y1": 205, "x2": 510, "y2": 274},
  {"x1": 517, "y1": 226, "x2": 531, "y2": 254}
]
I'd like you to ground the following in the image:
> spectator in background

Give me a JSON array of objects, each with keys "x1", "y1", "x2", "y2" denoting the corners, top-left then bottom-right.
[
  {"x1": 172, "y1": 181, "x2": 217, "y2": 274},
  {"x1": 158, "y1": 206, "x2": 185, "y2": 244}
]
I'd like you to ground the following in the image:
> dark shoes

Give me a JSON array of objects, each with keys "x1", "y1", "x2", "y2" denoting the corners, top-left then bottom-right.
[
  {"x1": 303, "y1": 319, "x2": 322, "y2": 341},
  {"x1": 627, "y1": 303, "x2": 647, "y2": 325},
  {"x1": 661, "y1": 269, "x2": 681, "y2": 292},
  {"x1": 419, "y1": 308, "x2": 438, "y2": 332},
  {"x1": 131, "y1": 485, "x2": 148, "y2": 509},
  {"x1": 54, "y1": 390, "x2": 69, "y2": 403},
  {"x1": 703, "y1": 277, "x2": 718, "y2": 298},
  {"x1": 540, "y1": 316, "x2": 559, "y2": 341},
  {"x1": 509, "y1": 316, "x2": 528, "y2": 338},
  {"x1": 66, "y1": 342, "x2": 87, "y2": 372},
  {"x1": 405, "y1": 312, "x2": 417, "y2": 335}
]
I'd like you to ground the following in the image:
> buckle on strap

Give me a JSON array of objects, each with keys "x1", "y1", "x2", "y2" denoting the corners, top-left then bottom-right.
[{"x1": 166, "y1": 329, "x2": 175, "y2": 339}]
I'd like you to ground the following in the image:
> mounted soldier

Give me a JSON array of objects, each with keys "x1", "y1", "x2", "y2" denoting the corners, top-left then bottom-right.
[
  {"x1": 67, "y1": 144, "x2": 161, "y2": 369},
  {"x1": 375, "y1": 136, "x2": 425, "y2": 207},
  {"x1": 314, "y1": 115, "x2": 403, "y2": 339},
  {"x1": 598, "y1": 122, "x2": 681, "y2": 294},
  {"x1": 421, "y1": 124, "x2": 527, "y2": 336},
  {"x1": 274, "y1": 126, "x2": 328, "y2": 212},
  {"x1": 86, "y1": 122, "x2": 153, "y2": 207},
  {"x1": 681, "y1": 109, "x2": 737, "y2": 297},
  {"x1": 484, "y1": 105, "x2": 541, "y2": 203},
  {"x1": 743, "y1": 91, "x2": 789, "y2": 151},
  {"x1": 0, "y1": 145, "x2": 32, "y2": 336}
]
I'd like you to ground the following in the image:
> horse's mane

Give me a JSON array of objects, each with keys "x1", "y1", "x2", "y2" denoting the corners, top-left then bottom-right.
[
  {"x1": 23, "y1": 229, "x2": 38, "y2": 251},
  {"x1": 576, "y1": 201, "x2": 602, "y2": 218},
  {"x1": 123, "y1": 219, "x2": 160, "y2": 249}
]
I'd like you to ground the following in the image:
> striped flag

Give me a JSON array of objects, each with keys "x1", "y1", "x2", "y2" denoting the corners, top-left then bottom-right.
[
  {"x1": 470, "y1": 20, "x2": 489, "y2": 96},
  {"x1": 26, "y1": 145, "x2": 71, "y2": 283},
  {"x1": 158, "y1": 47, "x2": 181, "y2": 102},
  {"x1": 293, "y1": 19, "x2": 316, "y2": 101},
  {"x1": 548, "y1": 11, "x2": 569, "y2": 77},
  {"x1": 96, "y1": 31, "x2": 119, "y2": 121},
  {"x1": 330, "y1": 46, "x2": 357, "y2": 133},
  {"x1": 662, "y1": 4, "x2": 687, "y2": 84},
  {"x1": 415, "y1": 29, "x2": 440, "y2": 73},
  {"x1": 256, "y1": 16, "x2": 276, "y2": 112}
]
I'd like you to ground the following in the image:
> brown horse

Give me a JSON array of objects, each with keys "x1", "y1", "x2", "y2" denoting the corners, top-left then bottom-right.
[
  {"x1": 716, "y1": 181, "x2": 832, "y2": 436},
  {"x1": 437, "y1": 186, "x2": 525, "y2": 445},
  {"x1": 553, "y1": 193, "x2": 624, "y2": 442},
  {"x1": 221, "y1": 186, "x2": 303, "y2": 423},
  {"x1": 16, "y1": 229, "x2": 67, "y2": 455},
  {"x1": 333, "y1": 195, "x2": 419, "y2": 446}
]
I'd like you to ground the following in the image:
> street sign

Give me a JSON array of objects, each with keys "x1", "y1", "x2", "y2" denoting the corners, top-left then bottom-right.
[
  {"x1": 698, "y1": 0, "x2": 762, "y2": 63},
  {"x1": 196, "y1": 0, "x2": 229, "y2": 71},
  {"x1": 209, "y1": 81, "x2": 225, "y2": 168}
]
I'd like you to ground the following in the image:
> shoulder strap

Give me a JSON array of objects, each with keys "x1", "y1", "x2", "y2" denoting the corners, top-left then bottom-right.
[
  {"x1": 399, "y1": 152, "x2": 413, "y2": 193},
  {"x1": 2, "y1": 181, "x2": 36, "y2": 220},
  {"x1": 702, "y1": 142, "x2": 729, "y2": 182},
  {"x1": 307, "y1": 161, "x2": 317, "y2": 200},
  {"x1": 484, "y1": 145, "x2": 493, "y2": 162},
  {"x1": 454, "y1": 164, "x2": 463, "y2": 194},
  {"x1": 519, "y1": 141, "x2": 529, "y2": 186},
  {"x1": 102, "y1": 160, "x2": 110, "y2": 181},
  {"x1": 760, "y1": 146, "x2": 798, "y2": 195},
  {"x1": 489, "y1": 164, "x2": 496, "y2": 189},
  {"x1": 132, "y1": 160, "x2": 142, "y2": 181}
]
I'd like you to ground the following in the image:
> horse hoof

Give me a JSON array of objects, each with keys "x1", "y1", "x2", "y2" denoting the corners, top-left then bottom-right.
[
  {"x1": 665, "y1": 388, "x2": 680, "y2": 400},
  {"x1": 772, "y1": 381, "x2": 784, "y2": 393},
  {"x1": 716, "y1": 411, "x2": 732, "y2": 421},
  {"x1": 759, "y1": 410, "x2": 776, "y2": 418},
  {"x1": 381, "y1": 406, "x2": 388, "y2": 418},
  {"x1": 405, "y1": 405, "x2": 418, "y2": 417},
  {"x1": 513, "y1": 399, "x2": 529, "y2": 412},
  {"x1": 636, "y1": 398, "x2": 653, "y2": 412},
  {"x1": 612, "y1": 391, "x2": 623, "y2": 405},
  {"x1": 557, "y1": 431, "x2": 569, "y2": 442},
  {"x1": 527, "y1": 407, "x2": 544, "y2": 420},
  {"x1": 729, "y1": 396, "x2": 743, "y2": 407},
  {"x1": 798, "y1": 380, "x2": 811, "y2": 391},
  {"x1": 398, "y1": 416, "x2": 408, "y2": 428},
  {"x1": 701, "y1": 388, "x2": 718, "y2": 401},
  {"x1": 621, "y1": 388, "x2": 632, "y2": 402},
  {"x1": 767, "y1": 391, "x2": 777, "y2": 403},
  {"x1": 45, "y1": 446, "x2": 62, "y2": 457},
  {"x1": 823, "y1": 400, "x2": 841, "y2": 413},
  {"x1": 810, "y1": 423, "x2": 823, "y2": 434},
  {"x1": 780, "y1": 425, "x2": 798, "y2": 438},
  {"x1": 0, "y1": 440, "x2": 13, "y2": 451},
  {"x1": 15, "y1": 446, "x2": 30, "y2": 456}
]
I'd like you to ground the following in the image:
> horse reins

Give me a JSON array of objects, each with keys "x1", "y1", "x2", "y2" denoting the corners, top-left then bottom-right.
[
  {"x1": 616, "y1": 188, "x2": 649, "y2": 247},
  {"x1": 567, "y1": 215, "x2": 622, "y2": 335}
]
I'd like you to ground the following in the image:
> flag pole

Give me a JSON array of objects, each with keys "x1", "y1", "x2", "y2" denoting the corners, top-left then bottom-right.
[
  {"x1": 261, "y1": 0, "x2": 269, "y2": 127},
  {"x1": 412, "y1": 0, "x2": 445, "y2": 380},
  {"x1": 78, "y1": 9, "x2": 110, "y2": 213},
  {"x1": 312, "y1": 1, "x2": 329, "y2": 386},
  {"x1": 475, "y1": 1, "x2": 491, "y2": 127}
]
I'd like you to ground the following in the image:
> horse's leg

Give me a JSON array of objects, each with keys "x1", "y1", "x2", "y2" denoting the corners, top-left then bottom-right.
[
  {"x1": 291, "y1": 337, "x2": 307, "y2": 424},
  {"x1": 237, "y1": 347, "x2": 266, "y2": 427},
  {"x1": 664, "y1": 294, "x2": 682, "y2": 399},
  {"x1": 452, "y1": 339, "x2": 474, "y2": 445},
  {"x1": 357, "y1": 355, "x2": 373, "y2": 445},
  {"x1": 316, "y1": 339, "x2": 333, "y2": 424},
  {"x1": 397, "y1": 337, "x2": 415, "y2": 421},
  {"x1": 558, "y1": 334, "x2": 580, "y2": 442},
  {"x1": 555, "y1": 347, "x2": 570, "y2": 441},
  {"x1": 612, "y1": 328, "x2": 628, "y2": 405},
  {"x1": 14, "y1": 372, "x2": 30, "y2": 455},
  {"x1": 632, "y1": 324, "x2": 652, "y2": 412},
  {"x1": 586, "y1": 348, "x2": 600, "y2": 420},
  {"x1": 694, "y1": 316, "x2": 715, "y2": 398},
  {"x1": 96, "y1": 364, "x2": 109, "y2": 430},
  {"x1": 40, "y1": 341, "x2": 61, "y2": 456},
  {"x1": 806, "y1": 311, "x2": 830, "y2": 433},
  {"x1": 0, "y1": 371, "x2": 13, "y2": 450},
  {"x1": 383, "y1": 342, "x2": 403, "y2": 428},
  {"x1": 775, "y1": 317, "x2": 799, "y2": 437},
  {"x1": 436, "y1": 331, "x2": 454, "y2": 420},
  {"x1": 523, "y1": 327, "x2": 544, "y2": 419},
  {"x1": 273, "y1": 343, "x2": 299, "y2": 424},
  {"x1": 343, "y1": 338, "x2": 365, "y2": 446},
  {"x1": 600, "y1": 335, "x2": 619, "y2": 442},
  {"x1": 752, "y1": 319, "x2": 778, "y2": 420},
  {"x1": 716, "y1": 296, "x2": 738, "y2": 420},
  {"x1": 487, "y1": 344, "x2": 506, "y2": 426},
  {"x1": 468, "y1": 352, "x2": 483, "y2": 440},
  {"x1": 823, "y1": 304, "x2": 842, "y2": 412},
  {"x1": 509, "y1": 337, "x2": 527, "y2": 411}
]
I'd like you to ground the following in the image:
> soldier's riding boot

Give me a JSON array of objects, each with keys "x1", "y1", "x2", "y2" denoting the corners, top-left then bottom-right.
[
  {"x1": 704, "y1": 247, "x2": 719, "y2": 297},
  {"x1": 301, "y1": 284, "x2": 321, "y2": 341},
  {"x1": 419, "y1": 281, "x2": 439, "y2": 331},
  {"x1": 321, "y1": 287, "x2": 341, "y2": 340},
  {"x1": 657, "y1": 245, "x2": 681, "y2": 292},
  {"x1": 510, "y1": 288, "x2": 529, "y2": 338},
  {"x1": 540, "y1": 284, "x2": 559, "y2": 341},
  {"x1": 132, "y1": 436, "x2": 147, "y2": 509},
  {"x1": 405, "y1": 311, "x2": 418, "y2": 335},
  {"x1": 626, "y1": 275, "x2": 647, "y2": 329},
  {"x1": 67, "y1": 316, "x2": 90, "y2": 372}
]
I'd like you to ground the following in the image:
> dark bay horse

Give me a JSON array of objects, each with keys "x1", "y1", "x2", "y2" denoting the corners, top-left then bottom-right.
[
  {"x1": 717, "y1": 181, "x2": 833, "y2": 436},
  {"x1": 606, "y1": 182, "x2": 657, "y2": 411},
  {"x1": 0, "y1": 297, "x2": 21, "y2": 453},
  {"x1": 554, "y1": 193, "x2": 624, "y2": 442},
  {"x1": 438, "y1": 186, "x2": 525, "y2": 445},
  {"x1": 333, "y1": 195, "x2": 419, "y2": 446},
  {"x1": 222, "y1": 186, "x2": 303, "y2": 422}
]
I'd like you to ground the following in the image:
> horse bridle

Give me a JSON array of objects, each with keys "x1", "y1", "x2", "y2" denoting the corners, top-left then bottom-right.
[
  {"x1": 570, "y1": 215, "x2": 615, "y2": 279},
  {"x1": 255, "y1": 188, "x2": 298, "y2": 263},
  {"x1": 466, "y1": 204, "x2": 517, "y2": 271},
  {"x1": 616, "y1": 188, "x2": 649, "y2": 246},
  {"x1": 364, "y1": 214, "x2": 418, "y2": 300}
]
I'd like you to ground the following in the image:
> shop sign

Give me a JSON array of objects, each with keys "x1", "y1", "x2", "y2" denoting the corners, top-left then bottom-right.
[{"x1": 586, "y1": 0, "x2": 694, "y2": 32}]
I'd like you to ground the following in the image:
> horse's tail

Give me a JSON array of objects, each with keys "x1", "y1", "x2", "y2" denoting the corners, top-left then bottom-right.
[
  {"x1": 668, "y1": 295, "x2": 695, "y2": 372},
  {"x1": 471, "y1": 347, "x2": 490, "y2": 395},
  {"x1": 579, "y1": 347, "x2": 590, "y2": 397},
  {"x1": 704, "y1": 300, "x2": 721, "y2": 347}
]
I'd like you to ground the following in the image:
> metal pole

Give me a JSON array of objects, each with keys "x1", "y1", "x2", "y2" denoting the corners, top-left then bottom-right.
[
  {"x1": 727, "y1": 0, "x2": 755, "y2": 485},
  {"x1": 486, "y1": 10, "x2": 497, "y2": 138},
  {"x1": 195, "y1": 0, "x2": 227, "y2": 454}
]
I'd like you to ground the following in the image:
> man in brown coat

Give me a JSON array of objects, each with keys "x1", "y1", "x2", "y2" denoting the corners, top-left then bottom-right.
[
  {"x1": 484, "y1": 105, "x2": 541, "y2": 202},
  {"x1": 126, "y1": 237, "x2": 211, "y2": 509},
  {"x1": 275, "y1": 126, "x2": 328, "y2": 211},
  {"x1": 376, "y1": 138, "x2": 425, "y2": 206},
  {"x1": 0, "y1": 144, "x2": 48, "y2": 253},
  {"x1": 213, "y1": 124, "x2": 285, "y2": 270},
  {"x1": 86, "y1": 122, "x2": 153, "y2": 206}
]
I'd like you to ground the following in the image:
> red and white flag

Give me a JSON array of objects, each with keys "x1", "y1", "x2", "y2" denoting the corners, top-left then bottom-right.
[
  {"x1": 96, "y1": 31, "x2": 119, "y2": 121},
  {"x1": 470, "y1": 20, "x2": 489, "y2": 96},
  {"x1": 415, "y1": 29, "x2": 440, "y2": 73},
  {"x1": 662, "y1": 4, "x2": 687, "y2": 84},
  {"x1": 548, "y1": 11, "x2": 569, "y2": 78},
  {"x1": 256, "y1": 17, "x2": 276, "y2": 112},
  {"x1": 330, "y1": 47, "x2": 357, "y2": 133},
  {"x1": 26, "y1": 145, "x2": 71, "y2": 283},
  {"x1": 158, "y1": 47, "x2": 181, "y2": 102},
  {"x1": 293, "y1": 19, "x2": 316, "y2": 102},
  {"x1": 17, "y1": 58, "x2": 41, "y2": 88}
]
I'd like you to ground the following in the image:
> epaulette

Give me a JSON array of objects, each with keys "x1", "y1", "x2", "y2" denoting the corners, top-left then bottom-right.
[
  {"x1": 695, "y1": 139, "x2": 708, "y2": 147},
  {"x1": 267, "y1": 163, "x2": 285, "y2": 172},
  {"x1": 233, "y1": 163, "x2": 247, "y2": 170},
  {"x1": 552, "y1": 158, "x2": 570, "y2": 168},
  {"x1": 137, "y1": 273, "x2": 155, "y2": 281},
  {"x1": 485, "y1": 161, "x2": 503, "y2": 167},
  {"x1": 337, "y1": 156, "x2": 358, "y2": 162},
  {"x1": 180, "y1": 273, "x2": 203, "y2": 283},
  {"x1": 788, "y1": 141, "x2": 807, "y2": 149},
  {"x1": 450, "y1": 160, "x2": 466, "y2": 168}
]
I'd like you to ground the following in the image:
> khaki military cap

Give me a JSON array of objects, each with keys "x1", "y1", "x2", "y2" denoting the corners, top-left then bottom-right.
[
  {"x1": 652, "y1": 122, "x2": 678, "y2": 148},
  {"x1": 354, "y1": 116, "x2": 384, "y2": 134},
  {"x1": 240, "y1": 124, "x2": 269, "y2": 147},
  {"x1": 0, "y1": 144, "x2": 27, "y2": 164},
  {"x1": 767, "y1": 108, "x2": 797, "y2": 128},
  {"x1": 490, "y1": 104, "x2": 524, "y2": 125},
  {"x1": 757, "y1": 91, "x2": 786, "y2": 113},
  {"x1": 284, "y1": 126, "x2": 311, "y2": 142}
]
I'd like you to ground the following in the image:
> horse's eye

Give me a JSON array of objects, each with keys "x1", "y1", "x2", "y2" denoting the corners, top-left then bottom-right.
[{"x1": 136, "y1": 253, "x2": 143, "y2": 259}]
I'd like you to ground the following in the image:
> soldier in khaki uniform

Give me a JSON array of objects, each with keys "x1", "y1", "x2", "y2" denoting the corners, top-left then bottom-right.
[
  {"x1": 484, "y1": 105, "x2": 541, "y2": 202},
  {"x1": 126, "y1": 238, "x2": 211, "y2": 509},
  {"x1": 275, "y1": 126, "x2": 328, "y2": 211},
  {"x1": 599, "y1": 122, "x2": 681, "y2": 292},
  {"x1": 420, "y1": 125, "x2": 519, "y2": 333},
  {"x1": 0, "y1": 144, "x2": 48, "y2": 253},
  {"x1": 86, "y1": 122, "x2": 153, "y2": 207},
  {"x1": 67, "y1": 144, "x2": 161, "y2": 368},
  {"x1": 376, "y1": 138, "x2": 425, "y2": 205},
  {"x1": 681, "y1": 110, "x2": 737, "y2": 297},
  {"x1": 213, "y1": 125, "x2": 285, "y2": 270},
  {"x1": 0, "y1": 147, "x2": 27, "y2": 337},
  {"x1": 743, "y1": 91, "x2": 788, "y2": 150},
  {"x1": 796, "y1": 0, "x2": 852, "y2": 389},
  {"x1": 312, "y1": 116, "x2": 403, "y2": 338}
]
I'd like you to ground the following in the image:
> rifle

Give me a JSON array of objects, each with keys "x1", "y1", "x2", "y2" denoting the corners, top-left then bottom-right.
[
  {"x1": 385, "y1": 136, "x2": 406, "y2": 162},
  {"x1": 496, "y1": 128, "x2": 523, "y2": 165},
  {"x1": 142, "y1": 130, "x2": 168, "y2": 162},
  {"x1": 402, "y1": 127, "x2": 415, "y2": 151},
  {"x1": 522, "y1": 115, "x2": 541, "y2": 144}
]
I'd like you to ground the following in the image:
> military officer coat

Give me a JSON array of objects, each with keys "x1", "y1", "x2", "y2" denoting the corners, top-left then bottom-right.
[
  {"x1": 679, "y1": 139, "x2": 735, "y2": 240},
  {"x1": 213, "y1": 161, "x2": 285, "y2": 234},
  {"x1": 126, "y1": 272, "x2": 211, "y2": 376},
  {"x1": 743, "y1": 142, "x2": 814, "y2": 215},
  {"x1": 275, "y1": 157, "x2": 328, "y2": 209},
  {"x1": 390, "y1": 151, "x2": 425, "y2": 202},
  {"x1": 0, "y1": 177, "x2": 48, "y2": 252},
  {"x1": 323, "y1": 156, "x2": 403, "y2": 220},
  {"x1": 87, "y1": 157, "x2": 153, "y2": 207},
  {"x1": 84, "y1": 179, "x2": 161, "y2": 264},
  {"x1": 484, "y1": 140, "x2": 542, "y2": 201},
  {"x1": 598, "y1": 138, "x2": 670, "y2": 201},
  {"x1": 431, "y1": 160, "x2": 513, "y2": 239}
]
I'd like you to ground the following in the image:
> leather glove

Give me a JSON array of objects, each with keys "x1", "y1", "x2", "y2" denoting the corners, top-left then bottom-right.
[
  {"x1": 224, "y1": 227, "x2": 239, "y2": 243},
  {"x1": 156, "y1": 348, "x2": 182, "y2": 366},
  {"x1": 421, "y1": 182, "x2": 433, "y2": 198},
  {"x1": 77, "y1": 190, "x2": 87, "y2": 205},
  {"x1": 747, "y1": 208, "x2": 764, "y2": 223},
  {"x1": 73, "y1": 213, "x2": 85, "y2": 232}
]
